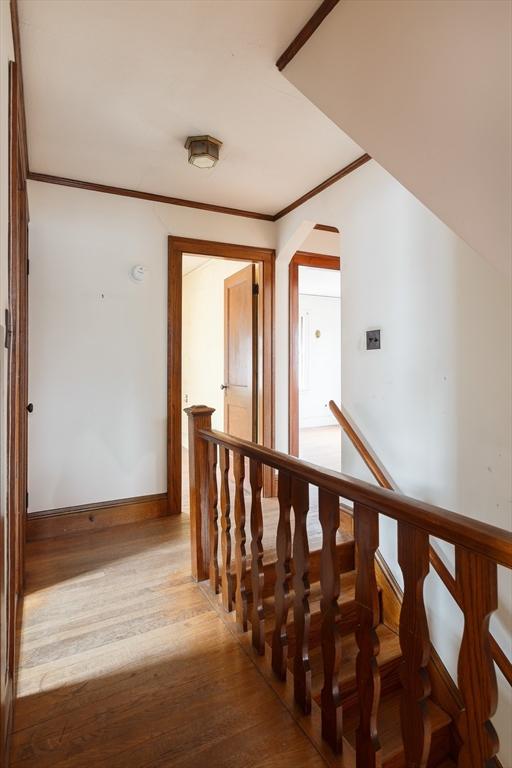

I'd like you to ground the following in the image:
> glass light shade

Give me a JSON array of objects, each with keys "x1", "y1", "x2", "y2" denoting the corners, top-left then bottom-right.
[
  {"x1": 185, "y1": 135, "x2": 222, "y2": 169},
  {"x1": 190, "y1": 153, "x2": 217, "y2": 169}
]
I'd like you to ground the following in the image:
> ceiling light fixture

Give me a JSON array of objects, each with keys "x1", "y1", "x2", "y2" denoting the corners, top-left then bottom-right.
[{"x1": 185, "y1": 135, "x2": 222, "y2": 169}]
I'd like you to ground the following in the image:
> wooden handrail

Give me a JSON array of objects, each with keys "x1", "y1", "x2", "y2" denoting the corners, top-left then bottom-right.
[
  {"x1": 328, "y1": 400, "x2": 398, "y2": 491},
  {"x1": 328, "y1": 399, "x2": 512, "y2": 687},
  {"x1": 198, "y1": 428, "x2": 512, "y2": 569},
  {"x1": 188, "y1": 405, "x2": 508, "y2": 764}
]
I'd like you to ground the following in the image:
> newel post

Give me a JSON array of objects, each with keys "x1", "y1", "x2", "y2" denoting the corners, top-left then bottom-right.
[{"x1": 185, "y1": 405, "x2": 215, "y2": 582}]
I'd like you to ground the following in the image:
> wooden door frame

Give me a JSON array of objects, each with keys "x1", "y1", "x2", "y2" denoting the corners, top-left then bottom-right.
[
  {"x1": 288, "y1": 251, "x2": 340, "y2": 457},
  {"x1": 2, "y1": 58, "x2": 29, "y2": 766},
  {"x1": 168, "y1": 236, "x2": 275, "y2": 514}
]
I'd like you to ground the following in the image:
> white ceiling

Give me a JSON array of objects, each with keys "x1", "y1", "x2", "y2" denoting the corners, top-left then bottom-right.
[
  {"x1": 18, "y1": 0, "x2": 364, "y2": 216},
  {"x1": 284, "y1": 0, "x2": 512, "y2": 274},
  {"x1": 182, "y1": 255, "x2": 211, "y2": 276}
]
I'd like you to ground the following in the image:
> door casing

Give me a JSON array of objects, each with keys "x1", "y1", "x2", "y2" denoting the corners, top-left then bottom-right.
[{"x1": 168, "y1": 236, "x2": 275, "y2": 514}]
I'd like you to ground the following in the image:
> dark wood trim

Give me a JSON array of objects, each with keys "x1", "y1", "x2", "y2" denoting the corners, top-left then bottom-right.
[
  {"x1": 26, "y1": 494, "x2": 168, "y2": 541},
  {"x1": 28, "y1": 161, "x2": 370, "y2": 225},
  {"x1": 9, "y1": 0, "x2": 28, "y2": 176},
  {"x1": 167, "y1": 237, "x2": 275, "y2": 262},
  {"x1": 167, "y1": 239, "x2": 182, "y2": 516},
  {"x1": 290, "y1": 251, "x2": 340, "y2": 270},
  {"x1": 274, "y1": 154, "x2": 371, "y2": 220},
  {"x1": 199, "y1": 427, "x2": 512, "y2": 567},
  {"x1": 276, "y1": 0, "x2": 340, "y2": 72},
  {"x1": 2, "y1": 51, "x2": 29, "y2": 768},
  {"x1": 168, "y1": 237, "x2": 275, "y2": 514},
  {"x1": 289, "y1": 251, "x2": 340, "y2": 457},
  {"x1": 27, "y1": 172, "x2": 275, "y2": 222}
]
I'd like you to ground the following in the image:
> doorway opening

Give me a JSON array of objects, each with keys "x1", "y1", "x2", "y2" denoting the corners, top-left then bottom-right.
[
  {"x1": 289, "y1": 245, "x2": 341, "y2": 472},
  {"x1": 181, "y1": 255, "x2": 259, "y2": 446},
  {"x1": 168, "y1": 237, "x2": 275, "y2": 514}
]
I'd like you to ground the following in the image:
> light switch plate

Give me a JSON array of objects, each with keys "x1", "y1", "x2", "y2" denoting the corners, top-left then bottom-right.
[{"x1": 366, "y1": 329, "x2": 381, "y2": 350}]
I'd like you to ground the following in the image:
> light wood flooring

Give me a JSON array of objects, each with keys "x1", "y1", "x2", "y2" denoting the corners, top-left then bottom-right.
[
  {"x1": 299, "y1": 426, "x2": 342, "y2": 473},
  {"x1": 11, "y1": 498, "x2": 335, "y2": 766}
]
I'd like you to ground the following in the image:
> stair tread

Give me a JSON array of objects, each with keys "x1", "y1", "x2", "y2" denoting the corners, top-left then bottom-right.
[
  {"x1": 262, "y1": 570, "x2": 357, "y2": 625},
  {"x1": 343, "y1": 690, "x2": 452, "y2": 765},
  {"x1": 255, "y1": 534, "x2": 355, "y2": 568},
  {"x1": 310, "y1": 623, "x2": 402, "y2": 695},
  {"x1": 256, "y1": 496, "x2": 354, "y2": 567}
]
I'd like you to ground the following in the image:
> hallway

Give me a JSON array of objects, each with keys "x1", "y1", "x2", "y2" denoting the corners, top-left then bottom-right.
[{"x1": 11, "y1": 512, "x2": 328, "y2": 767}]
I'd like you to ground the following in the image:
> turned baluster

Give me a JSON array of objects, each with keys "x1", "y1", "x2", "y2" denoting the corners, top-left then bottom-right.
[
  {"x1": 319, "y1": 488, "x2": 343, "y2": 753},
  {"x1": 292, "y1": 478, "x2": 311, "y2": 713},
  {"x1": 208, "y1": 442, "x2": 220, "y2": 594},
  {"x1": 233, "y1": 452, "x2": 248, "y2": 630},
  {"x1": 354, "y1": 502, "x2": 382, "y2": 768},
  {"x1": 397, "y1": 522, "x2": 432, "y2": 767},
  {"x1": 456, "y1": 547, "x2": 499, "y2": 767},
  {"x1": 185, "y1": 405, "x2": 215, "y2": 582},
  {"x1": 219, "y1": 447, "x2": 234, "y2": 612},
  {"x1": 250, "y1": 459, "x2": 265, "y2": 654},
  {"x1": 271, "y1": 470, "x2": 292, "y2": 680}
]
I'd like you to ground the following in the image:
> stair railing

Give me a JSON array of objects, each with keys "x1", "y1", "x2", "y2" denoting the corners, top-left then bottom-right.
[
  {"x1": 329, "y1": 398, "x2": 512, "y2": 691},
  {"x1": 186, "y1": 404, "x2": 512, "y2": 767}
]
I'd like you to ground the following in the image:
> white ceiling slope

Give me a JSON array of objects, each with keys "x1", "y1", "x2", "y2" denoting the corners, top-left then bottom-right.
[
  {"x1": 284, "y1": 0, "x2": 512, "y2": 276},
  {"x1": 18, "y1": 0, "x2": 364, "y2": 215}
]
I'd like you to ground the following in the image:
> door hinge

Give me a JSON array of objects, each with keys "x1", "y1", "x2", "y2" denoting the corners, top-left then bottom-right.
[
  {"x1": 27, "y1": 258, "x2": 30, "y2": 276},
  {"x1": 4, "y1": 309, "x2": 12, "y2": 349},
  {"x1": 26, "y1": 492, "x2": 29, "y2": 510},
  {"x1": 253, "y1": 283, "x2": 259, "y2": 295}
]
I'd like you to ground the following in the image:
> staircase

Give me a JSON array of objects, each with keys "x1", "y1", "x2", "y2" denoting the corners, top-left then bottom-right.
[
  {"x1": 250, "y1": 510, "x2": 454, "y2": 768},
  {"x1": 186, "y1": 404, "x2": 512, "y2": 768}
]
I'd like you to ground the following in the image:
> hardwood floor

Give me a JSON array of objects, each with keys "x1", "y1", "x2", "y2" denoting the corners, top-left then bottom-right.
[
  {"x1": 299, "y1": 426, "x2": 341, "y2": 473},
  {"x1": 11, "y1": 509, "x2": 331, "y2": 767}
]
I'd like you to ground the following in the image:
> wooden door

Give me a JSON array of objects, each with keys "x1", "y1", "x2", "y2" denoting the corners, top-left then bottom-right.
[{"x1": 223, "y1": 264, "x2": 257, "y2": 441}]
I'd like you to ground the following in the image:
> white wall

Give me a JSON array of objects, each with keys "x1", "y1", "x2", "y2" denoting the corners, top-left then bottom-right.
[
  {"x1": 276, "y1": 159, "x2": 512, "y2": 761},
  {"x1": 284, "y1": 0, "x2": 512, "y2": 277},
  {"x1": 300, "y1": 228, "x2": 340, "y2": 257},
  {"x1": 27, "y1": 180, "x2": 274, "y2": 511},
  {"x1": 298, "y1": 292, "x2": 341, "y2": 428},
  {"x1": 182, "y1": 257, "x2": 251, "y2": 449}
]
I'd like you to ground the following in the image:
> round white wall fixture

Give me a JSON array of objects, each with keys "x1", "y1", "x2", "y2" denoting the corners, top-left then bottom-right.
[{"x1": 131, "y1": 265, "x2": 147, "y2": 282}]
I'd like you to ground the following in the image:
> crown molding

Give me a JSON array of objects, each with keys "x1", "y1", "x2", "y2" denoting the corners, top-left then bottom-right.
[
  {"x1": 314, "y1": 224, "x2": 340, "y2": 233},
  {"x1": 28, "y1": 154, "x2": 370, "y2": 223},
  {"x1": 27, "y1": 172, "x2": 275, "y2": 221},
  {"x1": 273, "y1": 154, "x2": 371, "y2": 220}
]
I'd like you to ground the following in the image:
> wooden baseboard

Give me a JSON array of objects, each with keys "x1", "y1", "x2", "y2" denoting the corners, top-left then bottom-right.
[{"x1": 26, "y1": 493, "x2": 169, "y2": 541}]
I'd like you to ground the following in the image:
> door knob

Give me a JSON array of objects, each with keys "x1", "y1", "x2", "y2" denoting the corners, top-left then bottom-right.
[
  {"x1": 220, "y1": 384, "x2": 229, "y2": 390},
  {"x1": 26, "y1": 403, "x2": 34, "y2": 413}
]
